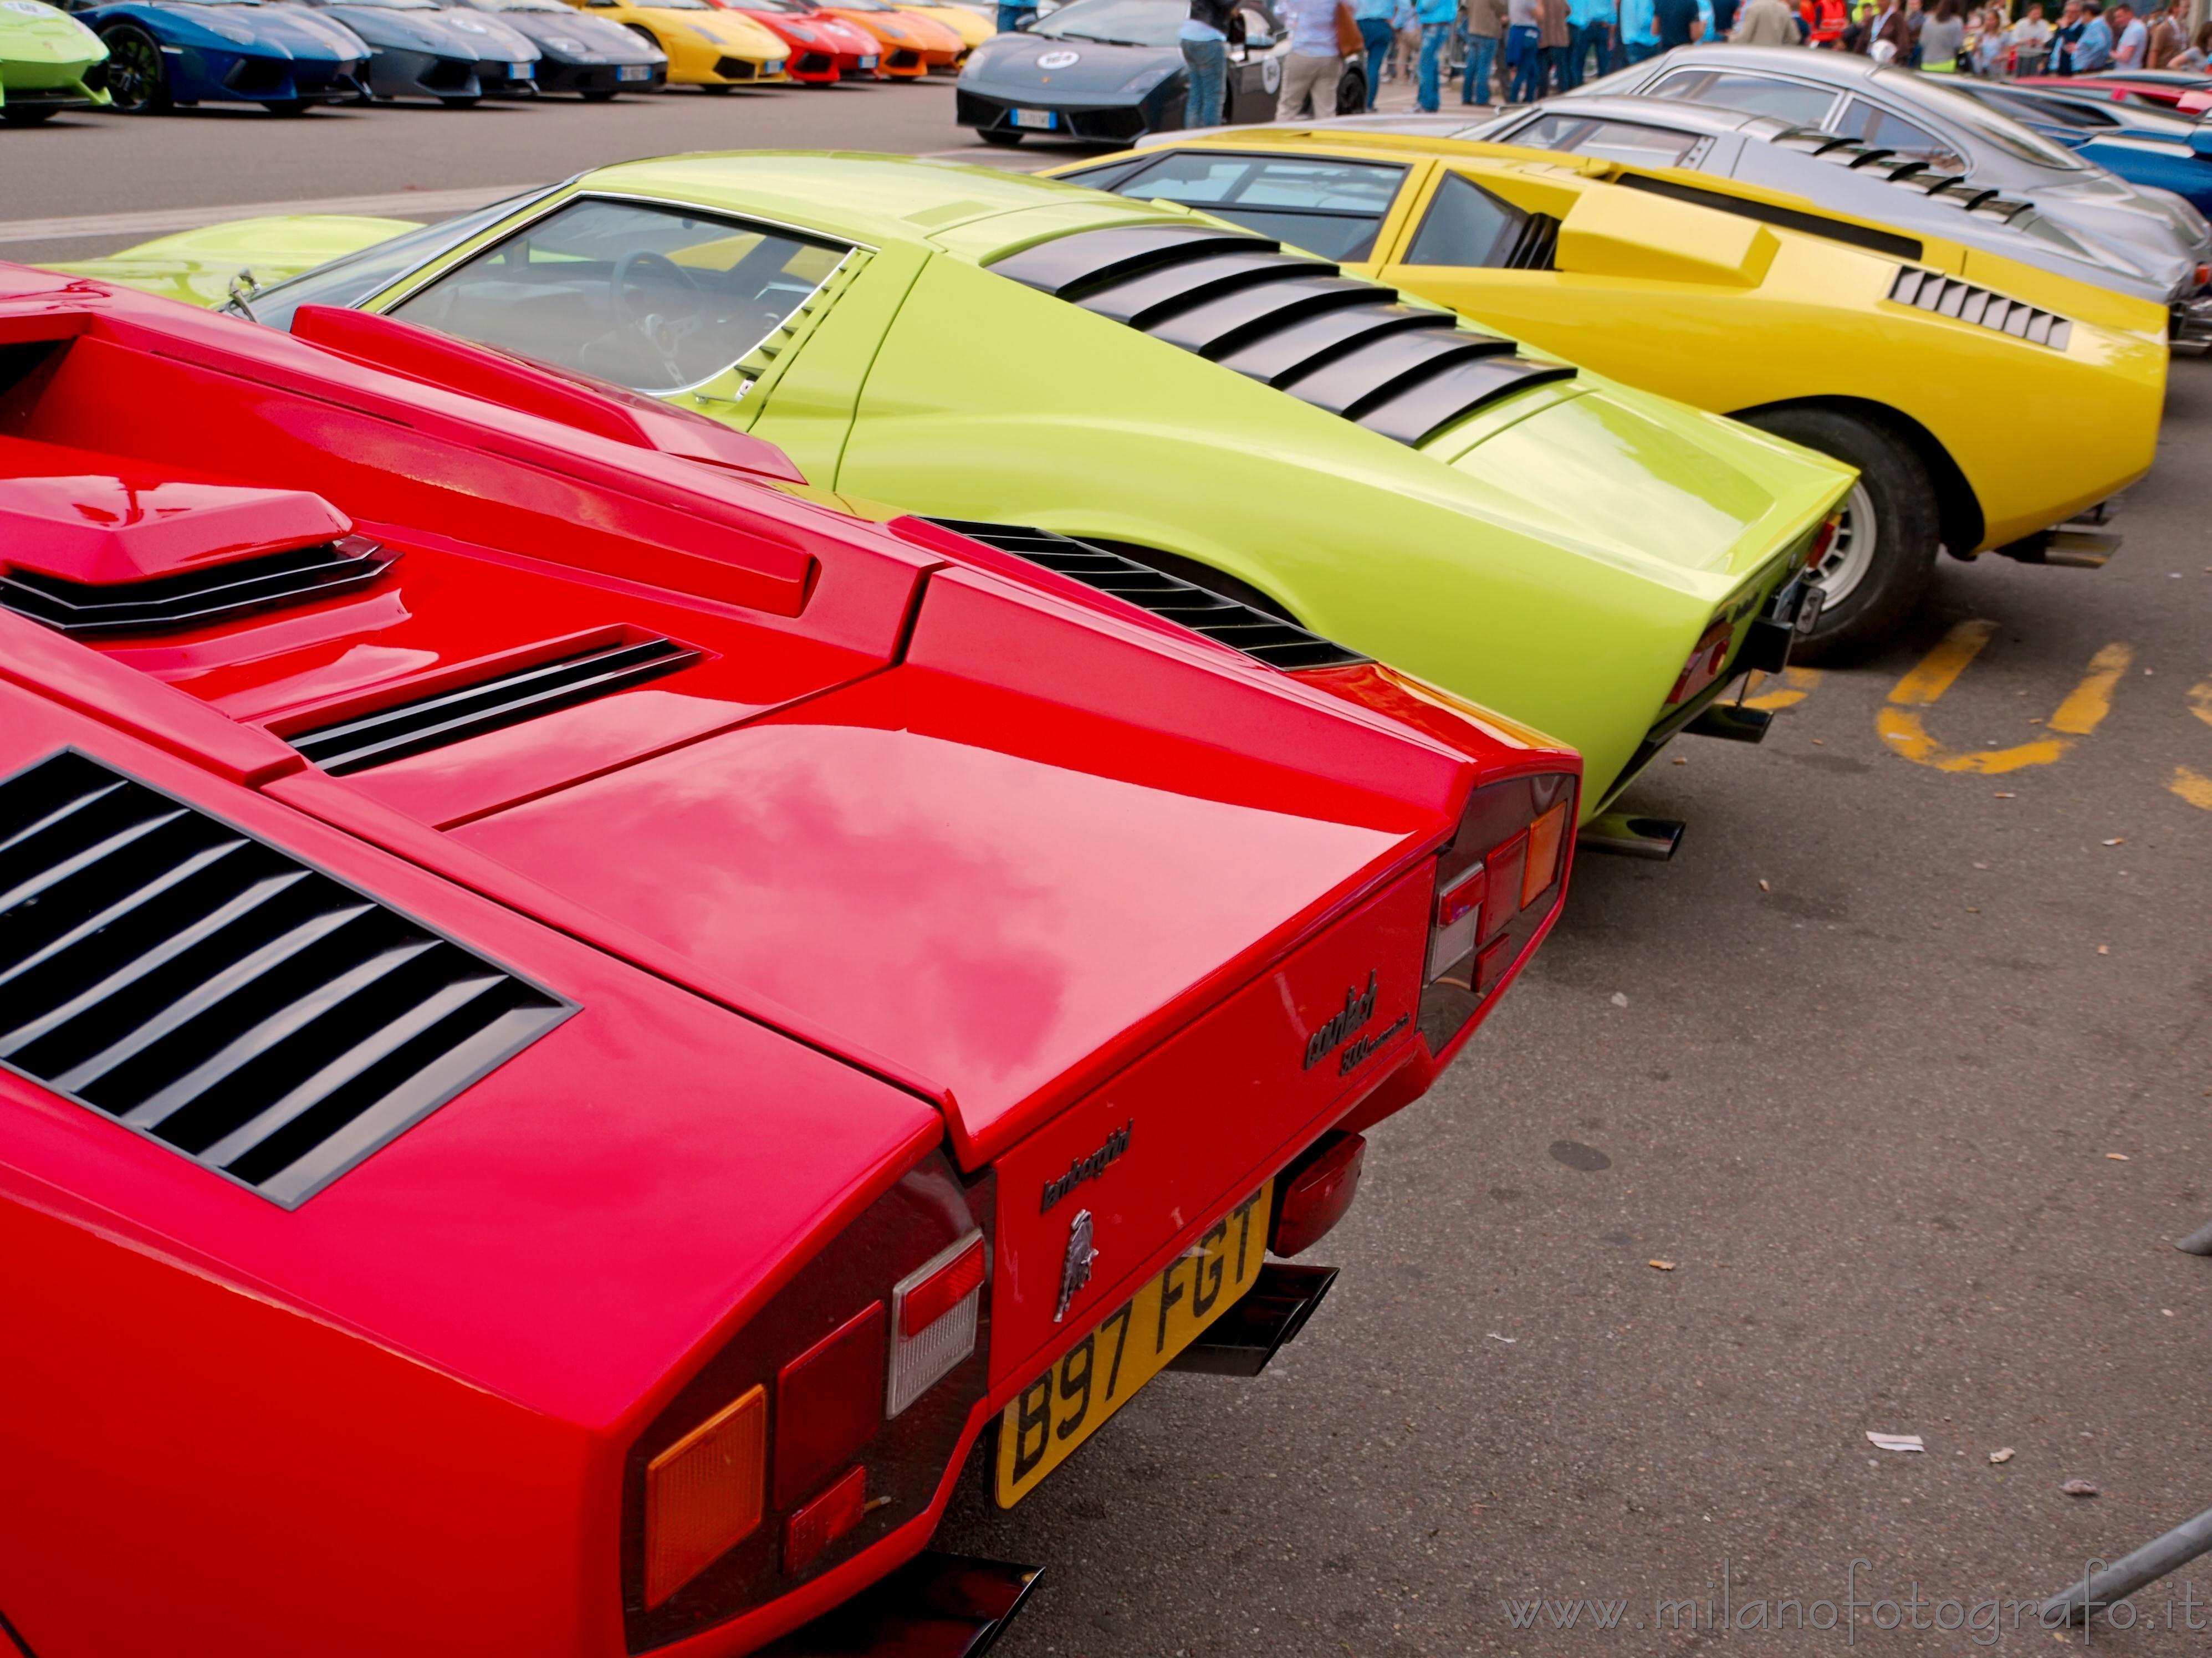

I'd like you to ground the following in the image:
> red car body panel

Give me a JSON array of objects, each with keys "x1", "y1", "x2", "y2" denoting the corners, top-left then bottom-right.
[
  {"x1": 2016, "y1": 71, "x2": 2212, "y2": 110},
  {"x1": 0, "y1": 267, "x2": 1578, "y2": 1657}
]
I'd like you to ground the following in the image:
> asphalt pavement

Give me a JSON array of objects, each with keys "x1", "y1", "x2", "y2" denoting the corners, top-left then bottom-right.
[{"x1": 12, "y1": 73, "x2": 2212, "y2": 1656}]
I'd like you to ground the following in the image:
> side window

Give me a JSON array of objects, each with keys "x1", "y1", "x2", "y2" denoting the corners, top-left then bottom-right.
[
  {"x1": 1654, "y1": 69, "x2": 1838, "y2": 127},
  {"x1": 1510, "y1": 114, "x2": 1705, "y2": 167},
  {"x1": 1106, "y1": 152, "x2": 1406, "y2": 261},
  {"x1": 387, "y1": 197, "x2": 851, "y2": 394},
  {"x1": 1841, "y1": 99, "x2": 1967, "y2": 171},
  {"x1": 1401, "y1": 171, "x2": 1529, "y2": 268}
]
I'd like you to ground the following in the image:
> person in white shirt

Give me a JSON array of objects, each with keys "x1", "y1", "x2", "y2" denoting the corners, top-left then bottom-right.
[
  {"x1": 2008, "y1": 0, "x2": 2051, "y2": 71},
  {"x1": 2110, "y1": 0, "x2": 2147, "y2": 64},
  {"x1": 1276, "y1": 0, "x2": 1344, "y2": 116}
]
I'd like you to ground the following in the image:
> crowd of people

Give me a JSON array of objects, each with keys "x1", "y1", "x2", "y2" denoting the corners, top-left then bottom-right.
[{"x1": 1142, "y1": 0, "x2": 2212, "y2": 125}]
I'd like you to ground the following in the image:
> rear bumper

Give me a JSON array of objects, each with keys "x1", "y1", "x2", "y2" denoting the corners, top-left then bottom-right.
[{"x1": 757, "y1": 1554, "x2": 1041, "y2": 1658}]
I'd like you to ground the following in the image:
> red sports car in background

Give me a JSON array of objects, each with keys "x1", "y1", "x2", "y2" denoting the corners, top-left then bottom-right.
[
  {"x1": 0, "y1": 269, "x2": 1577, "y2": 1657},
  {"x1": 708, "y1": 0, "x2": 881, "y2": 79},
  {"x1": 2017, "y1": 69, "x2": 2212, "y2": 114}
]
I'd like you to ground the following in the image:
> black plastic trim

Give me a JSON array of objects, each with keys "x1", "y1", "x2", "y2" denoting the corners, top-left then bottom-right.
[
  {"x1": 924, "y1": 519, "x2": 1365, "y2": 670},
  {"x1": 0, "y1": 750, "x2": 573, "y2": 1207},
  {"x1": 0, "y1": 535, "x2": 396, "y2": 637},
  {"x1": 987, "y1": 224, "x2": 1572, "y2": 446},
  {"x1": 289, "y1": 636, "x2": 701, "y2": 775},
  {"x1": 1613, "y1": 170, "x2": 1924, "y2": 259}
]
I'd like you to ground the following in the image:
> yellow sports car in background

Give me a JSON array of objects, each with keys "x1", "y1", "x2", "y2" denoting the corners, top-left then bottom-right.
[
  {"x1": 1057, "y1": 130, "x2": 2168, "y2": 658},
  {"x1": 554, "y1": 0, "x2": 785, "y2": 85}
]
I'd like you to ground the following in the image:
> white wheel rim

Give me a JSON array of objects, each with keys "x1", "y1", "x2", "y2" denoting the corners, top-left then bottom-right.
[{"x1": 1809, "y1": 480, "x2": 1878, "y2": 611}]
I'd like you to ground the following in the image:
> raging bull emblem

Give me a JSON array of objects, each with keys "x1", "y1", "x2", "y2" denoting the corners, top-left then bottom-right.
[{"x1": 1054, "y1": 1207, "x2": 1097, "y2": 1324}]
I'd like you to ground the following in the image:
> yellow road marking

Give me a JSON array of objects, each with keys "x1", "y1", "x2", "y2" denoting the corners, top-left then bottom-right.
[
  {"x1": 2188, "y1": 680, "x2": 2212, "y2": 728},
  {"x1": 1743, "y1": 666, "x2": 1823, "y2": 711},
  {"x1": 1877, "y1": 622, "x2": 2131, "y2": 774},
  {"x1": 2172, "y1": 766, "x2": 2212, "y2": 811}
]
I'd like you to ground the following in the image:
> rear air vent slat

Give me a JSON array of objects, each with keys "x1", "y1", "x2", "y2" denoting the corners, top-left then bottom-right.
[
  {"x1": 1771, "y1": 127, "x2": 2037, "y2": 223},
  {"x1": 926, "y1": 519, "x2": 1366, "y2": 671},
  {"x1": 1888, "y1": 267, "x2": 2072, "y2": 350},
  {"x1": 289, "y1": 636, "x2": 702, "y2": 775},
  {"x1": 0, "y1": 751, "x2": 571, "y2": 1207},
  {"x1": 0, "y1": 535, "x2": 396, "y2": 637},
  {"x1": 989, "y1": 225, "x2": 1572, "y2": 448}
]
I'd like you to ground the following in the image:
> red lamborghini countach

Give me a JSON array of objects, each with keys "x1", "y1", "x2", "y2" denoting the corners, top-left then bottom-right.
[{"x1": 0, "y1": 268, "x2": 1577, "y2": 1658}]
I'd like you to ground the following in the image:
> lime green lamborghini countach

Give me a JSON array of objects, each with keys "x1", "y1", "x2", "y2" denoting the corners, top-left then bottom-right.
[
  {"x1": 1, "y1": 0, "x2": 109, "y2": 123},
  {"x1": 55, "y1": 157, "x2": 1854, "y2": 847}
]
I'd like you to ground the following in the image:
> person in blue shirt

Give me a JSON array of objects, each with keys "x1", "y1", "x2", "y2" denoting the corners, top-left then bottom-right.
[
  {"x1": 1566, "y1": 0, "x2": 1616, "y2": 83},
  {"x1": 1353, "y1": 0, "x2": 1396, "y2": 107},
  {"x1": 2073, "y1": 0, "x2": 2114, "y2": 64},
  {"x1": 1415, "y1": 0, "x2": 1456, "y2": 109},
  {"x1": 1618, "y1": 0, "x2": 1659, "y2": 58},
  {"x1": 997, "y1": 0, "x2": 1038, "y2": 29}
]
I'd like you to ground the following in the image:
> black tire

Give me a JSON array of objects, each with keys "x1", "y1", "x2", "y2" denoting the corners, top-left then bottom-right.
[
  {"x1": 1741, "y1": 405, "x2": 1939, "y2": 664},
  {"x1": 438, "y1": 94, "x2": 481, "y2": 108},
  {"x1": 580, "y1": 86, "x2": 619, "y2": 101},
  {"x1": 978, "y1": 126, "x2": 1023, "y2": 145},
  {"x1": 0, "y1": 105, "x2": 62, "y2": 125},
  {"x1": 1335, "y1": 64, "x2": 1366, "y2": 114},
  {"x1": 100, "y1": 23, "x2": 171, "y2": 114}
]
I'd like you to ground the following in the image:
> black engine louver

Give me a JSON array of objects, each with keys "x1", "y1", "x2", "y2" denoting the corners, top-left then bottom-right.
[
  {"x1": 289, "y1": 636, "x2": 702, "y2": 775},
  {"x1": 1771, "y1": 128, "x2": 2039, "y2": 223},
  {"x1": 986, "y1": 224, "x2": 1573, "y2": 448},
  {"x1": 0, "y1": 750, "x2": 573, "y2": 1207},
  {"x1": 927, "y1": 519, "x2": 1366, "y2": 670},
  {"x1": 1888, "y1": 267, "x2": 2072, "y2": 350},
  {"x1": 0, "y1": 534, "x2": 396, "y2": 637}
]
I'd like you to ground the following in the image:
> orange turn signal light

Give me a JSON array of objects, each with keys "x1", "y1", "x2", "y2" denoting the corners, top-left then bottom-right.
[
  {"x1": 1521, "y1": 802, "x2": 1568, "y2": 909},
  {"x1": 645, "y1": 1383, "x2": 767, "y2": 1608}
]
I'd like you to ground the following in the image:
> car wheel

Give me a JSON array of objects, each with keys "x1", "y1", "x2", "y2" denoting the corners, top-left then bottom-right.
[
  {"x1": 438, "y1": 94, "x2": 481, "y2": 108},
  {"x1": 0, "y1": 105, "x2": 62, "y2": 125},
  {"x1": 979, "y1": 127, "x2": 1022, "y2": 144},
  {"x1": 1335, "y1": 65, "x2": 1366, "y2": 114},
  {"x1": 100, "y1": 24, "x2": 171, "y2": 114},
  {"x1": 1742, "y1": 406, "x2": 1939, "y2": 663}
]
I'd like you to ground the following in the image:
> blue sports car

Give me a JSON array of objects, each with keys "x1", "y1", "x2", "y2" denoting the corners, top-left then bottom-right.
[
  {"x1": 62, "y1": 0, "x2": 368, "y2": 112},
  {"x1": 1938, "y1": 77, "x2": 2212, "y2": 220}
]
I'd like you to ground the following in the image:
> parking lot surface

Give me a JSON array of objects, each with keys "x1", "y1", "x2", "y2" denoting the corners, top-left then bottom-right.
[{"x1": 14, "y1": 86, "x2": 2211, "y2": 1654}]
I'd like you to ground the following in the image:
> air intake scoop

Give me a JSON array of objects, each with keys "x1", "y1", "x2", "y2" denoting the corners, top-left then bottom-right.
[{"x1": 0, "y1": 463, "x2": 354, "y2": 589}]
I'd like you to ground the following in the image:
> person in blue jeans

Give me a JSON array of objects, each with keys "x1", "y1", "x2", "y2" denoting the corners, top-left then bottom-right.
[
  {"x1": 1415, "y1": 0, "x2": 1456, "y2": 108},
  {"x1": 1178, "y1": 0, "x2": 1240, "y2": 124},
  {"x1": 1617, "y1": 0, "x2": 1658, "y2": 56},
  {"x1": 1353, "y1": 0, "x2": 1396, "y2": 106},
  {"x1": 997, "y1": 3, "x2": 1037, "y2": 29},
  {"x1": 1567, "y1": 0, "x2": 1613, "y2": 81},
  {"x1": 1461, "y1": 0, "x2": 1504, "y2": 104}
]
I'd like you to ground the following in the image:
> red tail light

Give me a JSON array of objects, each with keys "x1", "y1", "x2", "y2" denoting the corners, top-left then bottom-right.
[
  {"x1": 1668, "y1": 621, "x2": 1734, "y2": 706},
  {"x1": 1803, "y1": 514, "x2": 1840, "y2": 574},
  {"x1": 783, "y1": 1463, "x2": 870, "y2": 1576},
  {"x1": 1270, "y1": 1132, "x2": 1366, "y2": 1257},
  {"x1": 1418, "y1": 773, "x2": 1576, "y2": 1058},
  {"x1": 622, "y1": 1153, "x2": 993, "y2": 1652},
  {"x1": 774, "y1": 1303, "x2": 885, "y2": 1509}
]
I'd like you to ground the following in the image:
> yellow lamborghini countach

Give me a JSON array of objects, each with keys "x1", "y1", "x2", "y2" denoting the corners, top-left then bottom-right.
[{"x1": 1056, "y1": 129, "x2": 2167, "y2": 658}]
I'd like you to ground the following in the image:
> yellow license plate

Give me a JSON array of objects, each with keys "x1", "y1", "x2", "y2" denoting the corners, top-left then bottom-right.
[{"x1": 995, "y1": 1179, "x2": 1273, "y2": 1507}]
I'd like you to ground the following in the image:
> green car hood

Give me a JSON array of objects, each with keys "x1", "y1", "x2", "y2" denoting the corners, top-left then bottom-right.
[
  {"x1": 44, "y1": 216, "x2": 422, "y2": 310},
  {"x1": 0, "y1": 0, "x2": 104, "y2": 67},
  {"x1": 58, "y1": 157, "x2": 1854, "y2": 816}
]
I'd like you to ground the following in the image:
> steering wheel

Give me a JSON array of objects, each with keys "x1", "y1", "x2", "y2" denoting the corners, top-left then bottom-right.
[{"x1": 611, "y1": 248, "x2": 706, "y2": 328}]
